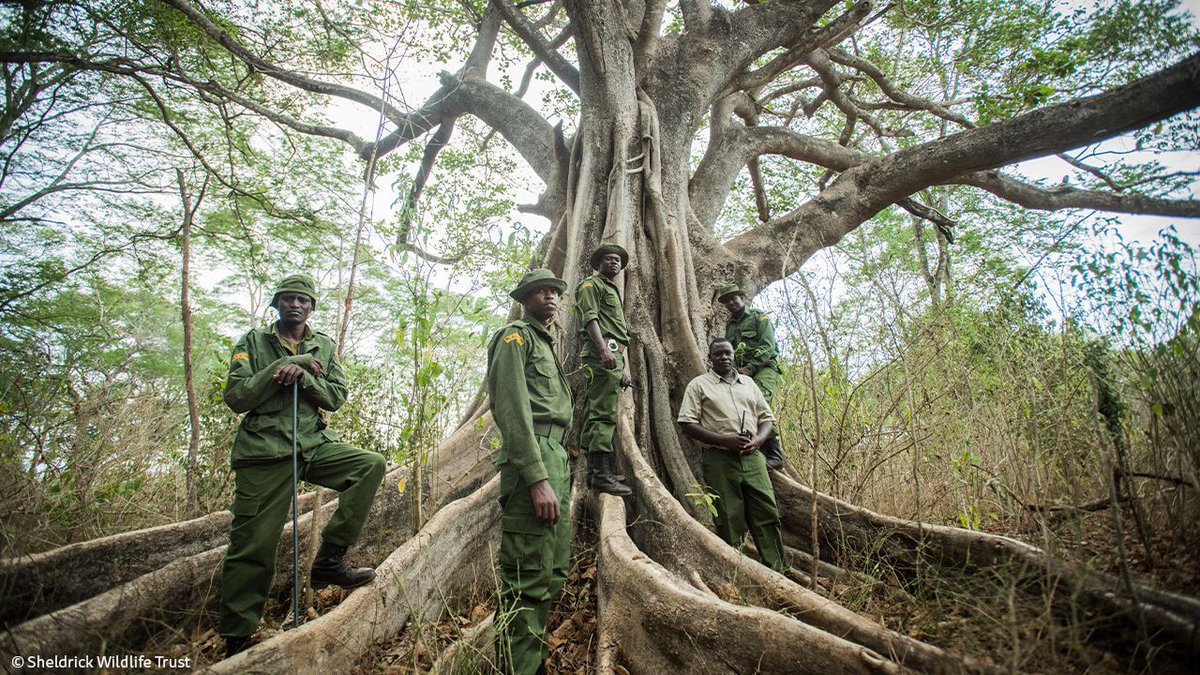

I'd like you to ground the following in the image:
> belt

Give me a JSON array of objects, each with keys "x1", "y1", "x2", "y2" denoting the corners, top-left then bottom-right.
[
  {"x1": 533, "y1": 422, "x2": 568, "y2": 444},
  {"x1": 602, "y1": 336, "x2": 628, "y2": 353}
]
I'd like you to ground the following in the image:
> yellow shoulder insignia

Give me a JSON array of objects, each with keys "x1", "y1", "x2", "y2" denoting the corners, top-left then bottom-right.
[
  {"x1": 759, "y1": 315, "x2": 768, "y2": 321},
  {"x1": 231, "y1": 352, "x2": 249, "y2": 362},
  {"x1": 579, "y1": 282, "x2": 594, "y2": 290},
  {"x1": 503, "y1": 332, "x2": 525, "y2": 346}
]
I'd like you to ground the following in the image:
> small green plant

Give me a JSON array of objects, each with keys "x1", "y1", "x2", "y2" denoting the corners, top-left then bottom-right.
[
  {"x1": 957, "y1": 504, "x2": 982, "y2": 531},
  {"x1": 686, "y1": 483, "x2": 720, "y2": 518}
]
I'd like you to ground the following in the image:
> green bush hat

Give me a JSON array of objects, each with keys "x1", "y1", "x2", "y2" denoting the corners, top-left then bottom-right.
[
  {"x1": 716, "y1": 284, "x2": 744, "y2": 302},
  {"x1": 589, "y1": 243, "x2": 630, "y2": 270},
  {"x1": 270, "y1": 274, "x2": 319, "y2": 309},
  {"x1": 509, "y1": 268, "x2": 568, "y2": 302}
]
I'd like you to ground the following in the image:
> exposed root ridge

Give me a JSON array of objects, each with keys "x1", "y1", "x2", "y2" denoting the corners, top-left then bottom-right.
[
  {"x1": 1, "y1": 415, "x2": 498, "y2": 664},
  {"x1": 771, "y1": 473, "x2": 1200, "y2": 658},
  {"x1": 610, "y1": 415, "x2": 982, "y2": 674},
  {"x1": 596, "y1": 492, "x2": 905, "y2": 674},
  {"x1": 208, "y1": 477, "x2": 501, "y2": 673}
]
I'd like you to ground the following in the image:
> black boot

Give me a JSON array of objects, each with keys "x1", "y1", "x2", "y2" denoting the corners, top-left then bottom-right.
[
  {"x1": 588, "y1": 453, "x2": 632, "y2": 496},
  {"x1": 762, "y1": 438, "x2": 784, "y2": 471},
  {"x1": 310, "y1": 542, "x2": 375, "y2": 590},
  {"x1": 224, "y1": 635, "x2": 250, "y2": 659}
]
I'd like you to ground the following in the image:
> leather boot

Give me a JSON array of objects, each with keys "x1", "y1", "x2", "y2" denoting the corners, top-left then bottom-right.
[
  {"x1": 310, "y1": 542, "x2": 376, "y2": 590},
  {"x1": 762, "y1": 438, "x2": 785, "y2": 471},
  {"x1": 224, "y1": 635, "x2": 250, "y2": 659},
  {"x1": 588, "y1": 453, "x2": 632, "y2": 496}
]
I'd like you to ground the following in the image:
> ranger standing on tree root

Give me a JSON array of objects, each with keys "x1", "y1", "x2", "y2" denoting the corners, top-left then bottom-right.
[
  {"x1": 678, "y1": 338, "x2": 789, "y2": 574},
  {"x1": 219, "y1": 274, "x2": 385, "y2": 658},
  {"x1": 487, "y1": 269, "x2": 575, "y2": 675},
  {"x1": 572, "y1": 244, "x2": 633, "y2": 497},
  {"x1": 718, "y1": 285, "x2": 785, "y2": 470}
]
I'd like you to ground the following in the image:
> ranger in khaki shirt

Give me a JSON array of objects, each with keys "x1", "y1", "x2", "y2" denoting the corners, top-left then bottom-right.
[
  {"x1": 678, "y1": 338, "x2": 789, "y2": 574},
  {"x1": 718, "y1": 284, "x2": 785, "y2": 469},
  {"x1": 487, "y1": 268, "x2": 573, "y2": 675}
]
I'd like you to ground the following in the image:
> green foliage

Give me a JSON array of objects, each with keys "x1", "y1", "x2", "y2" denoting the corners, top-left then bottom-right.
[{"x1": 686, "y1": 483, "x2": 720, "y2": 519}]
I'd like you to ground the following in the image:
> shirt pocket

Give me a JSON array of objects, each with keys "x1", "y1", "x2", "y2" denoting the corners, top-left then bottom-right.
[
  {"x1": 531, "y1": 358, "x2": 558, "y2": 382},
  {"x1": 252, "y1": 391, "x2": 288, "y2": 416}
]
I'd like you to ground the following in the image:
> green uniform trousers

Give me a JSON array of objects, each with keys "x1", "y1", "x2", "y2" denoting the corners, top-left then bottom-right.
[
  {"x1": 701, "y1": 448, "x2": 789, "y2": 574},
  {"x1": 497, "y1": 435, "x2": 572, "y2": 675},
  {"x1": 579, "y1": 347, "x2": 624, "y2": 455},
  {"x1": 219, "y1": 442, "x2": 386, "y2": 637},
  {"x1": 752, "y1": 365, "x2": 781, "y2": 440}
]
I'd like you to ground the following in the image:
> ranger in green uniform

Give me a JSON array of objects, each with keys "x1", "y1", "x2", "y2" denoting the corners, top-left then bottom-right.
[
  {"x1": 572, "y1": 244, "x2": 633, "y2": 496},
  {"x1": 219, "y1": 274, "x2": 386, "y2": 657},
  {"x1": 718, "y1": 285, "x2": 785, "y2": 470},
  {"x1": 488, "y1": 269, "x2": 575, "y2": 675},
  {"x1": 677, "y1": 338, "x2": 789, "y2": 573}
]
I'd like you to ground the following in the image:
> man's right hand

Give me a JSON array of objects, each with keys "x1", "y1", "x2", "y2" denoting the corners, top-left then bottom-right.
[
  {"x1": 529, "y1": 480, "x2": 560, "y2": 524},
  {"x1": 273, "y1": 363, "x2": 306, "y2": 386},
  {"x1": 600, "y1": 348, "x2": 617, "y2": 370},
  {"x1": 719, "y1": 434, "x2": 746, "y2": 453}
]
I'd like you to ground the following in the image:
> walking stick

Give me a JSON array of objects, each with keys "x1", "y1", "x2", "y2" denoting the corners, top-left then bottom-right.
[{"x1": 291, "y1": 380, "x2": 301, "y2": 629}]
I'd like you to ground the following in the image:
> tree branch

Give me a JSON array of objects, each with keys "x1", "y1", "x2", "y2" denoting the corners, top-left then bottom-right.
[
  {"x1": 432, "y1": 72, "x2": 558, "y2": 184},
  {"x1": 961, "y1": 170, "x2": 1200, "y2": 218},
  {"x1": 827, "y1": 46, "x2": 972, "y2": 129},
  {"x1": 490, "y1": 0, "x2": 580, "y2": 93},
  {"x1": 725, "y1": 52, "x2": 1200, "y2": 285},
  {"x1": 155, "y1": 0, "x2": 411, "y2": 124},
  {"x1": 2, "y1": 52, "x2": 373, "y2": 155},
  {"x1": 633, "y1": 0, "x2": 669, "y2": 77},
  {"x1": 730, "y1": 1, "x2": 871, "y2": 94},
  {"x1": 805, "y1": 49, "x2": 892, "y2": 138}
]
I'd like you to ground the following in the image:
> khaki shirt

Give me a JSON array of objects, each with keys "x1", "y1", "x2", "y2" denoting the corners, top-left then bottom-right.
[
  {"x1": 677, "y1": 369, "x2": 775, "y2": 447},
  {"x1": 725, "y1": 307, "x2": 779, "y2": 375},
  {"x1": 486, "y1": 318, "x2": 573, "y2": 485},
  {"x1": 573, "y1": 273, "x2": 630, "y2": 346}
]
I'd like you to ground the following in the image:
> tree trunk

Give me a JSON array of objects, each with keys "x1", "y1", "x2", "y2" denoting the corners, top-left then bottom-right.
[{"x1": 176, "y1": 169, "x2": 205, "y2": 514}]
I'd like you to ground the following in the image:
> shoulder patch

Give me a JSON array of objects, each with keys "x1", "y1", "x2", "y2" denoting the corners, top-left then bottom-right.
[
  {"x1": 503, "y1": 332, "x2": 526, "y2": 346},
  {"x1": 759, "y1": 315, "x2": 768, "y2": 321},
  {"x1": 579, "y1": 281, "x2": 594, "y2": 290},
  {"x1": 231, "y1": 352, "x2": 249, "y2": 362}
]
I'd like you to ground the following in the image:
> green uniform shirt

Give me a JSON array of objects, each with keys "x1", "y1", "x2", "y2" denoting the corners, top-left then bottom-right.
[
  {"x1": 573, "y1": 273, "x2": 630, "y2": 346},
  {"x1": 725, "y1": 307, "x2": 779, "y2": 376},
  {"x1": 487, "y1": 319, "x2": 573, "y2": 485},
  {"x1": 223, "y1": 322, "x2": 347, "y2": 467}
]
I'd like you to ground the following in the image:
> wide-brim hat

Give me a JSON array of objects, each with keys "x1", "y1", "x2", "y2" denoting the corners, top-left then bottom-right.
[
  {"x1": 716, "y1": 284, "x2": 744, "y2": 302},
  {"x1": 509, "y1": 268, "x2": 568, "y2": 302},
  {"x1": 270, "y1": 274, "x2": 318, "y2": 309},
  {"x1": 589, "y1": 243, "x2": 629, "y2": 270}
]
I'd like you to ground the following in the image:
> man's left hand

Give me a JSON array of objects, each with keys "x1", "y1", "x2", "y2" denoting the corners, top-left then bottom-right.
[
  {"x1": 738, "y1": 434, "x2": 763, "y2": 455},
  {"x1": 305, "y1": 358, "x2": 324, "y2": 379}
]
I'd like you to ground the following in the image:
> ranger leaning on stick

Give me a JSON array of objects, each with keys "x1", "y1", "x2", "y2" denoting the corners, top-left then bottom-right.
[{"x1": 219, "y1": 274, "x2": 385, "y2": 658}]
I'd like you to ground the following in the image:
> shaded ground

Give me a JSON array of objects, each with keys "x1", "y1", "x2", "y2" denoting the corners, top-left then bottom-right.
[
  {"x1": 354, "y1": 520, "x2": 601, "y2": 674},
  {"x1": 119, "y1": 484, "x2": 1195, "y2": 673}
]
